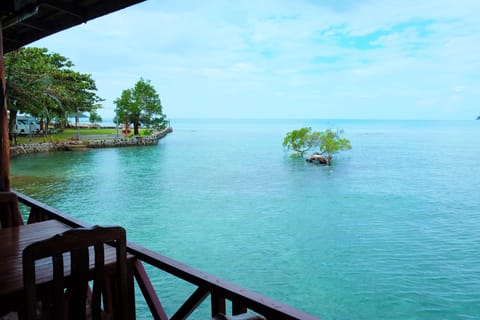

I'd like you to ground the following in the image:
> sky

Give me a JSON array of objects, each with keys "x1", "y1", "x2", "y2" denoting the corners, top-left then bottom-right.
[{"x1": 31, "y1": 0, "x2": 480, "y2": 120}]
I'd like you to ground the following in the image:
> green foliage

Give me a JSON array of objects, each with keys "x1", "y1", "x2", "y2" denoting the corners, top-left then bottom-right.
[
  {"x1": 89, "y1": 109, "x2": 102, "y2": 124},
  {"x1": 283, "y1": 127, "x2": 351, "y2": 160},
  {"x1": 142, "y1": 129, "x2": 153, "y2": 136},
  {"x1": 318, "y1": 128, "x2": 352, "y2": 157},
  {"x1": 282, "y1": 127, "x2": 320, "y2": 157},
  {"x1": 4, "y1": 47, "x2": 103, "y2": 135},
  {"x1": 114, "y1": 78, "x2": 168, "y2": 135}
]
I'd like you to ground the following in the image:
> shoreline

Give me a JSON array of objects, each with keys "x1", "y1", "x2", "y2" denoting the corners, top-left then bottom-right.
[{"x1": 10, "y1": 127, "x2": 173, "y2": 158}]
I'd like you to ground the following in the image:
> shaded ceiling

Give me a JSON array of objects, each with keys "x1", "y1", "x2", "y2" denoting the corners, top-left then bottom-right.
[{"x1": 1, "y1": 0, "x2": 146, "y2": 53}]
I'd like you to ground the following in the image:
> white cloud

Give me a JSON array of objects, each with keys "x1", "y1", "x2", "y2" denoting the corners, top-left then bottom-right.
[{"x1": 30, "y1": 0, "x2": 480, "y2": 120}]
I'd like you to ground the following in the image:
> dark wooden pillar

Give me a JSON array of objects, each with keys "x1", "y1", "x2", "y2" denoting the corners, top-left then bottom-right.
[{"x1": 0, "y1": 21, "x2": 10, "y2": 192}]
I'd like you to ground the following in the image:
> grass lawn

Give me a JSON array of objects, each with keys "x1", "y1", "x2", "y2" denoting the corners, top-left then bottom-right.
[{"x1": 13, "y1": 128, "x2": 128, "y2": 144}]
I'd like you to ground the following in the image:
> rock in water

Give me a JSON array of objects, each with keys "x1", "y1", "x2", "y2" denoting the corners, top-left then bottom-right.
[{"x1": 306, "y1": 152, "x2": 332, "y2": 165}]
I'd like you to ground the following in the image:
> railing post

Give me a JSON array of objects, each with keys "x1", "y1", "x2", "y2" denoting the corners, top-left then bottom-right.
[
  {"x1": 211, "y1": 293, "x2": 226, "y2": 317},
  {"x1": 232, "y1": 303, "x2": 247, "y2": 315},
  {"x1": 0, "y1": 20, "x2": 11, "y2": 192},
  {"x1": 27, "y1": 207, "x2": 51, "y2": 224}
]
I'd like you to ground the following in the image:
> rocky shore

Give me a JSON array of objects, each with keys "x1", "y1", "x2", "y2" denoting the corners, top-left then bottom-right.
[{"x1": 10, "y1": 127, "x2": 172, "y2": 158}]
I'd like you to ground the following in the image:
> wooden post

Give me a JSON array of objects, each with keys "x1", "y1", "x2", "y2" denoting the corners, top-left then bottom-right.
[
  {"x1": 211, "y1": 294, "x2": 226, "y2": 318},
  {"x1": 0, "y1": 21, "x2": 10, "y2": 192}
]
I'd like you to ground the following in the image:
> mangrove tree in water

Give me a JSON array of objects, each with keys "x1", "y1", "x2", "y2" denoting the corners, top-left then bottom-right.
[{"x1": 283, "y1": 127, "x2": 351, "y2": 165}]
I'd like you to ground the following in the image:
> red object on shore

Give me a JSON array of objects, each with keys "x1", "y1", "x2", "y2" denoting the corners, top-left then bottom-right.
[{"x1": 122, "y1": 124, "x2": 131, "y2": 135}]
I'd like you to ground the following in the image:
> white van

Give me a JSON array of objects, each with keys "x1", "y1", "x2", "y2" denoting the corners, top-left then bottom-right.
[{"x1": 15, "y1": 116, "x2": 41, "y2": 135}]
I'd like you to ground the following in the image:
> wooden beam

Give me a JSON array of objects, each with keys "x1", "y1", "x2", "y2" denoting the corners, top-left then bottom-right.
[
  {"x1": 42, "y1": 2, "x2": 85, "y2": 20},
  {"x1": 0, "y1": 21, "x2": 11, "y2": 192},
  {"x1": 133, "y1": 259, "x2": 168, "y2": 320},
  {"x1": 20, "y1": 22, "x2": 47, "y2": 32},
  {"x1": 171, "y1": 287, "x2": 209, "y2": 320}
]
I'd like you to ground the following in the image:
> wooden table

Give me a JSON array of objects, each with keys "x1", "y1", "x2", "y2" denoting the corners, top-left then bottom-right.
[
  {"x1": 0, "y1": 220, "x2": 72, "y2": 300},
  {"x1": 0, "y1": 220, "x2": 135, "y2": 317}
]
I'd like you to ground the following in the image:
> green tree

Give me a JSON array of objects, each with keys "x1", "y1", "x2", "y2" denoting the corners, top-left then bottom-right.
[
  {"x1": 89, "y1": 109, "x2": 103, "y2": 125},
  {"x1": 114, "y1": 78, "x2": 167, "y2": 135},
  {"x1": 282, "y1": 127, "x2": 320, "y2": 157},
  {"x1": 4, "y1": 47, "x2": 103, "y2": 139},
  {"x1": 51, "y1": 69, "x2": 103, "y2": 127},
  {"x1": 318, "y1": 129, "x2": 352, "y2": 157},
  {"x1": 283, "y1": 127, "x2": 351, "y2": 163}
]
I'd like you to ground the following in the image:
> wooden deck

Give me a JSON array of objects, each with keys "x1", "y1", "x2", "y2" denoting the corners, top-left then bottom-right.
[{"x1": 12, "y1": 190, "x2": 322, "y2": 320}]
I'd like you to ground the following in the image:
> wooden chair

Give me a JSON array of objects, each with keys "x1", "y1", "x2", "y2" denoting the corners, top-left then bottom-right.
[
  {"x1": 0, "y1": 191, "x2": 24, "y2": 228},
  {"x1": 22, "y1": 226, "x2": 130, "y2": 320}
]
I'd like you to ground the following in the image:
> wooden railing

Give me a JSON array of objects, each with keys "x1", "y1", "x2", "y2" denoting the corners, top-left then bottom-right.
[{"x1": 14, "y1": 190, "x2": 322, "y2": 320}]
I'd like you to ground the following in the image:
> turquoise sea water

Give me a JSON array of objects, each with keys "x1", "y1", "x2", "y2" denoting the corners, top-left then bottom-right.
[{"x1": 10, "y1": 119, "x2": 480, "y2": 320}]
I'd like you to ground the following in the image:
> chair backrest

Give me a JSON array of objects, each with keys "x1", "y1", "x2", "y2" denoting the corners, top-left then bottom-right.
[
  {"x1": 0, "y1": 191, "x2": 24, "y2": 228},
  {"x1": 22, "y1": 226, "x2": 129, "y2": 320}
]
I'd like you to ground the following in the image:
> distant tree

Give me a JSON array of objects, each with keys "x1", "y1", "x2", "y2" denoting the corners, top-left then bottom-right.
[
  {"x1": 114, "y1": 78, "x2": 167, "y2": 135},
  {"x1": 283, "y1": 127, "x2": 351, "y2": 164},
  {"x1": 89, "y1": 109, "x2": 102, "y2": 125}
]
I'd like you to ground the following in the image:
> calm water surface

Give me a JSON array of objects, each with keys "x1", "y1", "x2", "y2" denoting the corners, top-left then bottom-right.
[{"x1": 10, "y1": 119, "x2": 480, "y2": 320}]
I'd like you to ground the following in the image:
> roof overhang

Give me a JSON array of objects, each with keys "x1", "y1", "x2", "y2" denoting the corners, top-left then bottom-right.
[{"x1": 1, "y1": 0, "x2": 146, "y2": 53}]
